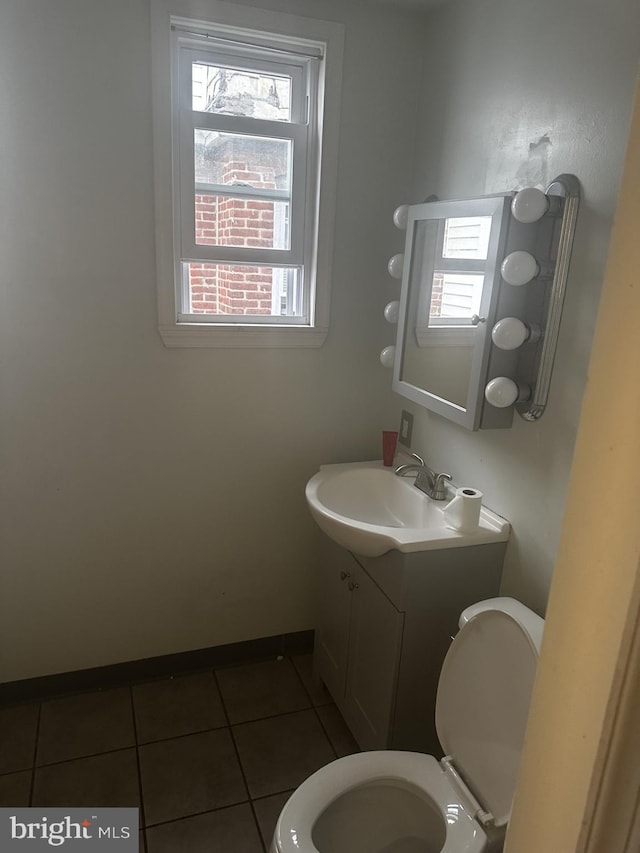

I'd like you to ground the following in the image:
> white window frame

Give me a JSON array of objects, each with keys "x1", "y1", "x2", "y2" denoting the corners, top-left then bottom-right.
[
  {"x1": 151, "y1": 3, "x2": 344, "y2": 348},
  {"x1": 415, "y1": 216, "x2": 492, "y2": 347}
]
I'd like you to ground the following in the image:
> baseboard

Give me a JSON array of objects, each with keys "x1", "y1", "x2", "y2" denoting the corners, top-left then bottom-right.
[{"x1": 0, "y1": 630, "x2": 314, "y2": 706}]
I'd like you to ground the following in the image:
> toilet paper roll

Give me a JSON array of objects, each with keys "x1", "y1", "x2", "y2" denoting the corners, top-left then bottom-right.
[{"x1": 443, "y1": 487, "x2": 483, "y2": 534}]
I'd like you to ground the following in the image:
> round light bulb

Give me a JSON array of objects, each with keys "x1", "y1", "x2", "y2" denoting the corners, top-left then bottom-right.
[
  {"x1": 393, "y1": 204, "x2": 409, "y2": 230},
  {"x1": 491, "y1": 317, "x2": 529, "y2": 350},
  {"x1": 511, "y1": 187, "x2": 549, "y2": 223},
  {"x1": 384, "y1": 300, "x2": 400, "y2": 324},
  {"x1": 485, "y1": 377, "x2": 519, "y2": 408},
  {"x1": 501, "y1": 251, "x2": 539, "y2": 286},
  {"x1": 380, "y1": 345, "x2": 396, "y2": 368},
  {"x1": 387, "y1": 253, "x2": 405, "y2": 279}
]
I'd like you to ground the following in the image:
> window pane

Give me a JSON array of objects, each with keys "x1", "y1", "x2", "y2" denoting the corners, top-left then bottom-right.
[
  {"x1": 195, "y1": 195, "x2": 290, "y2": 250},
  {"x1": 429, "y1": 272, "x2": 484, "y2": 322},
  {"x1": 186, "y1": 263, "x2": 302, "y2": 317},
  {"x1": 442, "y1": 216, "x2": 492, "y2": 260},
  {"x1": 192, "y1": 61, "x2": 292, "y2": 121},
  {"x1": 195, "y1": 130, "x2": 292, "y2": 193}
]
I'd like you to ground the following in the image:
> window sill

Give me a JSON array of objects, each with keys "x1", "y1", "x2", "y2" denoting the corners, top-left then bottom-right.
[{"x1": 158, "y1": 323, "x2": 328, "y2": 348}]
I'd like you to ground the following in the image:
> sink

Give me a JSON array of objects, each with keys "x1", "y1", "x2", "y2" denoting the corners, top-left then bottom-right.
[{"x1": 305, "y1": 461, "x2": 510, "y2": 557}]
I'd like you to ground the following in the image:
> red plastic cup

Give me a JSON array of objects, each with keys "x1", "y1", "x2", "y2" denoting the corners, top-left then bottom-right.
[{"x1": 382, "y1": 430, "x2": 399, "y2": 467}]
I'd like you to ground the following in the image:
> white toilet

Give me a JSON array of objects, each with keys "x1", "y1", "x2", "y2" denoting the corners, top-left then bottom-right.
[{"x1": 271, "y1": 597, "x2": 544, "y2": 853}]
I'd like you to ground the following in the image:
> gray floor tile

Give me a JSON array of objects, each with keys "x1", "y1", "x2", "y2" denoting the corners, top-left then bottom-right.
[
  {"x1": 33, "y1": 748, "x2": 140, "y2": 809},
  {"x1": 0, "y1": 770, "x2": 32, "y2": 807},
  {"x1": 133, "y1": 672, "x2": 226, "y2": 744},
  {"x1": 146, "y1": 804, "x2": 262, "y2": 853},
  {"x1": 316, "y1": 704, "x2": 359, "y2": 757},
  {"x1": 291, "y1": 654, "x2": 333, "y2": 706},
  {"x1": 37, "y1": 688, "x2": 135, "y2": 765},
  {"x1": 139, "y1": 729, "x2": 247, "y2": 826},
  {"x1": 0, "y1": 703, "x2": 39, "y2": 773},
  {"x1": 253, "y1": 790, "x2": 293, "y2": 849},
  {"x1": 216, "y1": 658, "x2": 310, "y2": 724},
  {"x1": 233, "y1": 709, "x2": 335, "y2": 798},
  {"x1": 7, "y1": 656, "x2": 355, "y2": 846}
]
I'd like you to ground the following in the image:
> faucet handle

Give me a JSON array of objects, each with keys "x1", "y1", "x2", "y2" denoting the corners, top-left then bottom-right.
[{"x1": 433, "y1": 472, "x2": 453, "y2": 500}]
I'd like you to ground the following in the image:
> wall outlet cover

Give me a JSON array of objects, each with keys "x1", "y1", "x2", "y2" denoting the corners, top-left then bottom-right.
[{"x1": 399, "y1": 410, "x2": 413, "y2": 447}]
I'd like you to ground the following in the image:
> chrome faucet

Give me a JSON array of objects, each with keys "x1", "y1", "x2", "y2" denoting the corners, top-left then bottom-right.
[{"x1": 394, "y1": 452, "x2": 452, "y2": 501}]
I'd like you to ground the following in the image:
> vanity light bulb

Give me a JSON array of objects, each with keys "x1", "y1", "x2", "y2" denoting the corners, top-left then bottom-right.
[
  {"x1": 485, "y1": 377, "x2": 519, "y2": 408},
  {"x1": 511, "y1": 187, "x2": 550, "y2": 223},
  {"x1": 501, "y1": 251, "x2": 539, "y2": 286},
  {"x1": 387, "y1": 254, "x2": 405, "y2": 279},
  {"x1": 392, "y1": 204, "x2": 409, "y2": 230},
  {"x1": 384, "y1": 301, "x2": 400, "y2": 324},
  {"x1": 380, "y1": 345, "x2": 396, "y2": 368},
  {"x1": 491, "y1": 317, "x2": 529, "y2": 350}
]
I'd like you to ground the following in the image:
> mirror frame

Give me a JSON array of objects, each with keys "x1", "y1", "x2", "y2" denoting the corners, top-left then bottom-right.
[{"x1": 392, "y1": 194, "x2": 512, "y2": 430}]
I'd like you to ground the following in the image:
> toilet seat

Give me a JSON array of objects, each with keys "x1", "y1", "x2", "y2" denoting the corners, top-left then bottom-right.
[
  {"x1": 272, "y1": 751, "x2": 487, "y2": 853},
  {"x1": 436, "y1": 608, "x2": 540, "y2": 827}
]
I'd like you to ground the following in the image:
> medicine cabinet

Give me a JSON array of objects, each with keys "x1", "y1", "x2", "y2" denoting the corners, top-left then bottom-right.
[{"x1": 385, "y1": 176, "x2": 580, "y2": 430}]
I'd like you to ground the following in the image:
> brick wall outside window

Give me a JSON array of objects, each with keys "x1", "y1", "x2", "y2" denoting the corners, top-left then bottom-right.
[
  {"x1": 430, "y1": 273, "x2": 444, "y2": 317},
  {"x1": 190, "y1": 137, "x2": 287, "y2": 315}
]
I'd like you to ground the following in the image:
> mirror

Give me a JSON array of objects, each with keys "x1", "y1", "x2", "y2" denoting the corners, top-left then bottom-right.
[
  {"x1": 389, "y1": 177, "x2": 580, "y2": 430},
  {"x1": 393, "y1": 195, "x2": 513, "y2": 430}
]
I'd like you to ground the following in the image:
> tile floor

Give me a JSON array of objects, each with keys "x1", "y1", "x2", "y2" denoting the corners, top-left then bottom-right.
[{"x1": 0, "y1": 654, "x2": 358, "y2": 852}]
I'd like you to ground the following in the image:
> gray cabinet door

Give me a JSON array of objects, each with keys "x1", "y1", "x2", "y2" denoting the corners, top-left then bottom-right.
[
  {"x1": 314, "y1": 540, "x2": 354, "y2": 701},
  {"x1": 343, "y1": 565, "x2": 404, "y2": 750}
]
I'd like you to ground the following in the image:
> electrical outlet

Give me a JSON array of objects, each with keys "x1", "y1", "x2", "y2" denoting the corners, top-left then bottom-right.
[{"x1": 399, "y1": 410, "x2": 413, "y2": 448}]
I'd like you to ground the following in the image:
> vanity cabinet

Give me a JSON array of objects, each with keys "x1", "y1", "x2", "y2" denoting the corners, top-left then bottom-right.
[{"x1": 313, "y1": 534, "x2": 506, "y2": 754}]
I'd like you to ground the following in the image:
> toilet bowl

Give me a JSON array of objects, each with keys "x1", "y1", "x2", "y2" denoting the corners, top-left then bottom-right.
[
  {"x1": 271, "y1": 597, "x2": 544, "y2": 853},
  {"x1": 270, "y1": 750, "x2": 488, "y2": 853}
]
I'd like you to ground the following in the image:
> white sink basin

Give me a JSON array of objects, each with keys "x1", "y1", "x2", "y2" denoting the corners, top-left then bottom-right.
[{"x1": 305, "y1": 461, "x2": 510, "y2": 557}]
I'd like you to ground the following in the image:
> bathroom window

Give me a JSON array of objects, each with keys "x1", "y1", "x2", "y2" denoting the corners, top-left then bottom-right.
[
  {"x1": 414, "y1": 216, "x2": 492, "y2": 347},
  {"x1": 151, "y1": 10, "x2": 344, "y2": 347},
  {"x1": 428, "y1": 217, "x2": 491, "y2": 328}
]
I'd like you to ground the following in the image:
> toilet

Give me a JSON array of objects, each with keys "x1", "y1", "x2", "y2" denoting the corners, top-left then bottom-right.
[{"x1": 271, "y1": 597, "x2": 544, "y2": 853}]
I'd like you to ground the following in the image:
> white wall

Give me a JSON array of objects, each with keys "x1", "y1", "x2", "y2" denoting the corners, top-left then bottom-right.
[
  {"x1": 0, "y1": 0, "x2": 424, "y2": 681},
  {"x1": 402, "y1": 0, "x2": 640, "y2": 613},
  {"x1": 3, "y1": 0, "x2": 635, "y2": 683}
]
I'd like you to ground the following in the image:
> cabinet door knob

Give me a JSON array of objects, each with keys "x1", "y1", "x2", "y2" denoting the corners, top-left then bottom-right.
[
  {"x1": 348, "y1": 580, "x2": 359, "y2": 591},
  {"x1": 340, "y1": 570, "x2": 351, "y2": 581}
]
